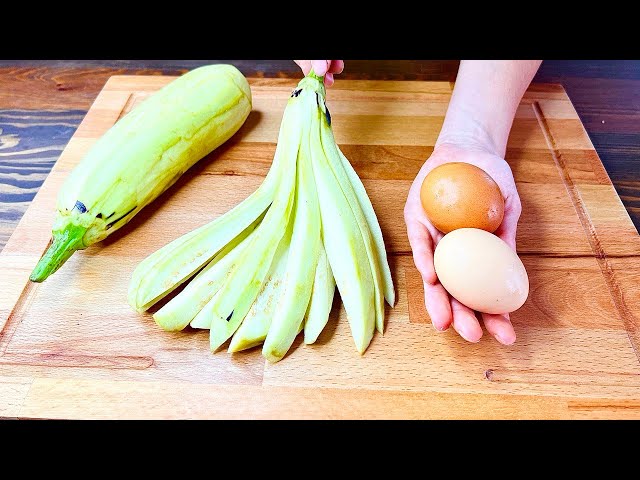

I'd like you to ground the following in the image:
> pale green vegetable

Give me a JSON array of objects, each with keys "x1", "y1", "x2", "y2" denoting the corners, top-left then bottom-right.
[{"x1": 33, "y1": 64, "x2": 252, "y2": 283}]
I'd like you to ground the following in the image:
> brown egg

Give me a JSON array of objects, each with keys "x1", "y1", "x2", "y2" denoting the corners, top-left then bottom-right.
[{"x1": 420, "y1": 163, "x2": 504, "y2": 234}]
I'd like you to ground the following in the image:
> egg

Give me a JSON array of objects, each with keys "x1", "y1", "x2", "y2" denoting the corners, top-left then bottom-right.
[
  {"x1": 433, "y1": 228, "x2": 529, "y2": 314},
  {"x1": 420, "y1": 162, "x2": 505, "y2": 234}
]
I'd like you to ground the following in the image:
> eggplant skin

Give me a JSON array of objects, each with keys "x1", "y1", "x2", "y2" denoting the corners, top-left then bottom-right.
[{"x1": 30, "y1": 64, "x2": 252, "y2": 282}]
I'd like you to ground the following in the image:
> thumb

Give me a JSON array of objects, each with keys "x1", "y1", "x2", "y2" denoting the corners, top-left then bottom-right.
[{"x1": 495, "y1": 196, "x2": 522, "y2": 251}]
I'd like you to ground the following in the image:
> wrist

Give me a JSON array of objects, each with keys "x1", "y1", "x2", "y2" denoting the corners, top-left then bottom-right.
[
  {"x1": 435, "y1": 115, "x2": 504, "y2": 158},
  {"x1": 435, "y1": 60, "x2": 542, "y2": 159},
  {"x1": 436, "y1": 94, "x2": 512, "y2": 157}
]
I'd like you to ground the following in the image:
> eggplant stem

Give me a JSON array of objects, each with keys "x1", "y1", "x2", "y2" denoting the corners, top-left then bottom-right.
[
  {"x1": 308, "y1": 70, "x2": 324, "y2": 83},
  {"x1": 29, "y1": 223, "x2": 87, "y2": 282}
]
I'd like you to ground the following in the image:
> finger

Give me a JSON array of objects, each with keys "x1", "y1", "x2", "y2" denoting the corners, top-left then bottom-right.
[
  {"x1": 294, "y1": 60, "x2": 312, "y2": 75},
  {"x1": 324, "y1": 72, "x2": 335, "y2": 87},
  {"x1": 328, "y1": 60, "x2": 344, "y2": 74},
  {"x1": 482, "y1": 312, "x2": 516, "y2": 345},
  {"x1": 450, "y1": 298, "x2": 483, "y2": 343},
  {"x1": 405, "y1": 218, "x2": 437, "y2": 285},
  {"x1": 495, "y1": 195, "x2": 522, "y2": 251},
  {"x1": 424, "y1": 281, "x2": 453, "y2": 331},
  {"x1": 311, "y1": 60, "x2": 330, "y2": 76}
]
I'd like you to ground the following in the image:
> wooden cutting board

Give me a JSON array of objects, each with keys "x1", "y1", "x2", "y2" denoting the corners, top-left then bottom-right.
[{"x1": 1, "y1": 76, "x2": 639, "y2": 419}]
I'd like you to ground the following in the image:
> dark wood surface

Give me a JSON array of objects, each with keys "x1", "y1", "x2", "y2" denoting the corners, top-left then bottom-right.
[{"x1": 1, "y1": 60, "x2": 638, "y2": 250}]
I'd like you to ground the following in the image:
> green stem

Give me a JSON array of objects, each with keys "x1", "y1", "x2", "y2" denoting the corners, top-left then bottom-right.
[
  {"x1": 301, "y1": 69, "x2": 326, "y2": 99},
  {"x1": 308, "y1": 70, "x2": 324, "y2": 83},
  {"x1": 30, "y1": 223, "x2": 87, "y2": 282}
]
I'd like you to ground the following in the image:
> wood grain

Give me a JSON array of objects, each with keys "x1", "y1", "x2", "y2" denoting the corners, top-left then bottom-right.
[
  {"x1": 7, "y1": 378, "x2": 571, "y2": 420},
  {"x1": 0, "y1": 110, "x2": 82, "y2": 248},
  {"x1": 0, "y1": 376, "x2": 32, "y2": 418},
  {"x1": 12, "y1": 377, "x2": 639, "y2": 419},
  {"x1": 0, "y1": 76, "x2": 639, "y2": 419},
  {"x1": 536, "y1": 74, "x2": 640, "y2": 233}
]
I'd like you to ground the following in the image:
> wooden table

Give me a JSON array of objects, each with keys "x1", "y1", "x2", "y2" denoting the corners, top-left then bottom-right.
[{"x1": 0, "y1": 60, "x2": 638, "y2": 251}]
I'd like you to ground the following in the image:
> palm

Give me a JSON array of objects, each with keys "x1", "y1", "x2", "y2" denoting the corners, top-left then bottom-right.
[{"x1": 404, "y1": 144, "x2": 522, "y2": 345}]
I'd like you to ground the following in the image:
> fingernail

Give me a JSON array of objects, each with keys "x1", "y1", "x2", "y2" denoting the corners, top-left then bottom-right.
[
  {"x1": 496, "y1": 333, "x2": 516, "y2": 345},
  {"x1": 325, "y1": 73, "x2": 334, "y2": 86}
]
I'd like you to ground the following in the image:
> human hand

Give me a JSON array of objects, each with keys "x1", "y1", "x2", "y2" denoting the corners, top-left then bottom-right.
[
  {"x1": 294, "y1": 60, "x2": 344, "y2": 87},
  {"x1": 403, "y1": 142, "x2": 523, "y2": 345}
]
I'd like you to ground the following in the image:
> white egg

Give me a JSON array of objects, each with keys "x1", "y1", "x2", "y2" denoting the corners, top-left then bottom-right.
[{"x1": 433, "y1": 228, "x2": 529, "y2": 314}]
